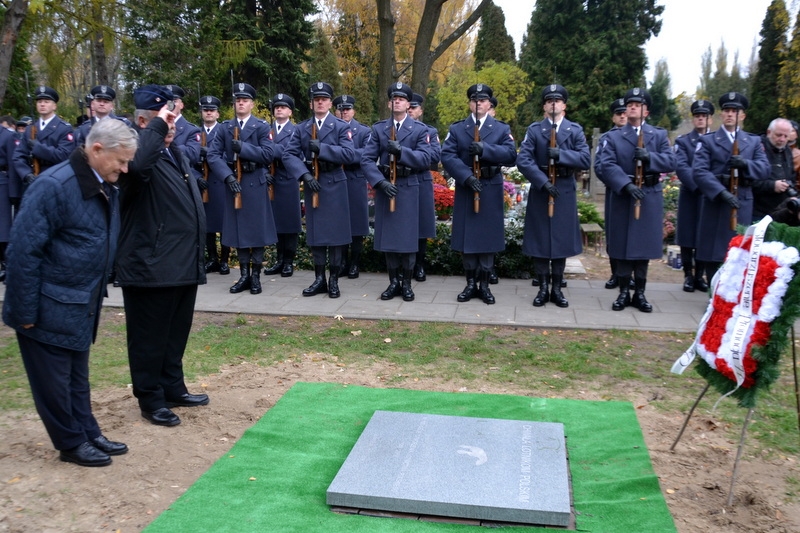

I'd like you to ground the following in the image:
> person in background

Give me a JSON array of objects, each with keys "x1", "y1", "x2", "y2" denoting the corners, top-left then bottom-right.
[{"x1": 2, "y1": 119, "x2": 137, "y2": 466}]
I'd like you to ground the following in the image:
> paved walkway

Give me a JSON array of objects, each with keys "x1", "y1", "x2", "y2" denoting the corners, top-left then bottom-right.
[{"x1": 92, "y1": 261, "x2": 709, "y2": 334}]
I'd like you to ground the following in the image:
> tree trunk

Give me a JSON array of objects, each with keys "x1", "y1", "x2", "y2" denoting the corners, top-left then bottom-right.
[
  {"x1": 0, "y1": 0, "x2": 29, "y2": 109},
  {"x1": 92, "y1": 3, "x2": 109, "y2": 84},
  {"x1": 376, "y1": 0, "x2": 396, "y2": 118},
  {"x1": 410, "y1": 0, "x2": 490, "y2": 98}
]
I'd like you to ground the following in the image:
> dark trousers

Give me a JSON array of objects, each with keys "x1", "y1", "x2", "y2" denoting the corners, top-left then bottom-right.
[
  {"x1": 122, "y1": 285, "x2": 198, "y2": 411},
  {"x1": 533, "y1": 257, "x2": 566, "y2": 276},
  {"x1": 205, "y1": 233, "x2": 230, "y2": 264},
  {"x1": 17, "y1": 334, "x2": 100, "y2": 450},
  {"x1": 385, "y1": 251, "x2": 416, "y2": 270},
  {"x1": 311, "y1": 245, "x2": 344, "y2": 269},
  {"x1": 614, "y1": 259, "x2": 649, "y2": 280},
  {"x1": 237, "y1": 246, "x2": 265, "y2": 267},
  {"x1": 462, "y1": 252, "x2": 494, "y2": 271}
]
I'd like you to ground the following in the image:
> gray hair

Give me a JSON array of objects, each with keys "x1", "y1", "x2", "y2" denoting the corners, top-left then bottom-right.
[
  {"x1": 133, "y1": 108, "x2": 158, "y2": 125},
  {"x1": 85, "y1": 118, "x2": 138, "y2": 152},
  {"x1": 768, "y1": 117, "x2": 792, "y2": 132}
]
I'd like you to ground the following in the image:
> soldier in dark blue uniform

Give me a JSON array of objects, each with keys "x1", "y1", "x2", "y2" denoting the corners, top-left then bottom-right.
[
  {"x1": 197, "y1": 95, "x2": 230, "y2": 276},
  {"x1": 13, "y1": 86, "x2": 75, "y2": 191},
  {"x1": 283, "y1": 82, "x2": 357, "y2": 298},
  {"x1": 597, "y1": 87, "x2": 676, "y2": 312},
  {"x1": 693, "y1": 92, "x2": 770, "y2": 278},
  {"x1": 593, "y1": 98, "x2": 629, "y2": 290},
  {"x1": 164, "y1": 85, "x2": 202, "y2": 171},
  {"x1": 207, "y1": 83, "x2": 277, "y2": 295},
  {"x1": 0, "y1": 123, "x2": 17, "y2": 280},
  {"x1": 74, "y1": 85, "x2": 132, "y2": 146},
  {"x1": 517, "y1": 84, "x2": 590, "y2": 308},
  {"x1": 441, "y1": 84, "x2": 517, "y2": 304},
  {"x1": 334, "y1": 94, "x2": 372, "y2": 279},
  {"x1": 674, "y1": 99, "x2": 714, "y2": 293},
  {"x1": 408, "y1": 92, "x2": 441, "y2": 282},
  {"x1": 264, "y1": 93, "x2": 302, "y2": 278},
  {"x1": 362, "y1": 83, "x2": 433, "y2": 301}
]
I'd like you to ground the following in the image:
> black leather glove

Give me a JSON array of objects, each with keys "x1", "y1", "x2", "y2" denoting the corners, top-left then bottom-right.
[
  {"x1": 28, "y1": 138, "x2": 39, "y2": 150},
  {"x1": 197, "y1": 178, "x2": 208, "y2": 191},
  {"x1": 199, "y1": 146, "x2": 208, "y2": 160},
  {"x1": 547, "y1": 147, "x2": 560, "y2": 162},
  {"x1": 266, "y1": 173, "x2": 275, "y2": 186},
  {"x1": 633, "y1": 147, "x2": 650, "y2": 164},
  {"x1": 375, "y1": 179, "x2": 398, "y2": 198},
  {"x1": 224, "y1": 174, "x2": 241, "y2": 194},
  {"x1": 387, "y1": 140, "x2": 402, "y2": 158},
  {"x1": 728, "y1": 155, "x2": 747, "y2": 170},
  {"x1": 469, "y1": 141, "x2": 484, "y2": 157},
  {"x1": 23, "y1": 173, "x2": 36, "y2": 186},
  {"x1": 309, "y1": 139, "x2": 321, "y2": 154},
  {"x1": 718, "y1": 190, "x2": 741, "y2": 209},
  {"x1": 231, "y1": 139, "x2": 243, "y2": 154},
  {"x1": 465, "y1": 176, "x2": 482, "y2": 192},
  {"x1": 301, "y1": 173, "x2": 321, "y2": 193},
  {"x1": 543, "y1": 182, "x2": 560, "y2": 198},
  {"x1": 623, "y1": 182, "x2": 644, "y2": 200}
]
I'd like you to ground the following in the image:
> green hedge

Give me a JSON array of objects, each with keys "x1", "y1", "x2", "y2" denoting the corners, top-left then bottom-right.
[{"x1": 249, "y1": 200, "x2": 601, "y2": 279}]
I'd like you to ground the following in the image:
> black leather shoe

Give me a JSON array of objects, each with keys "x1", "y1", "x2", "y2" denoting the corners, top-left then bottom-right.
[
  {"x1": 348, "y1": 264, "x2": 360, "y2": 279},
  {"x1": 612, "y1": 292, "x2": 631, "y2": 311},
  {"x1": 281, "y1": 263, "x2": 294, "y2": 277},
  {"x1": 91, "y1": 435, "x2": 128, "y2": 456},
  {"x1": 488, "y1": 268, "x2": 498, "y2": 285},
  {"x1": 141, "y1": 408, "x2": 181, "y2": 426},
  {"x1": 165, "y1": 393, "x2": 210, "y2": 408},
  {"x1": 60, "y1": 442, "x2": 112, "y2": 467},
  {"x1": 604, "y1": 275, "x2": 618, "y2": 289},
  {"x1": 219, "y1": 262, "x2": 230, "y2": 275},
  {"x1": 682, "y1": 275, "x2": 695, "y2": 293},
  {"x1": 413, "y1": 264, "x2": 426, "y2": 282},
  {"x1": 560, "y1": 278, "x2": 567, "y2": 288},
  {"x1": 631, "y1": 291, "x2": 653, "y2": 312},
  {"x1": 264, "y1": 262, "x2": 283, "y2": 276},
  {"x1": 204, "y1": 261, "x2": 221, "y2": 273},
  {"x1": 694, "y1": 277, "x2": 709, "y2": 292}
]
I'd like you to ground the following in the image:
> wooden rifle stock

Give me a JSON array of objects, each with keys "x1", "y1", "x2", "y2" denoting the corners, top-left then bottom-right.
[
  {"x1": 634, "y1": 124, "x2": 644, "y2": 220},
  {"x1": 389, "y1": 121, "x2": 397, "y2": 213},
  {"x1": 31, "y1": 124, "x2": 40, "y2": 176},
  {"x1": 200, "y1": 130, "x2": 209, "y2": 203},
  {"x1": 472, "y1": 123, "x2": 481, "y2": 213},
  {"x1": 233, "y1": 125, "x2": 242, "y2": 210},
  {"x1": 730, "y1": 124, "x2": 740, "y2": 231},
  {"x1": 311, "y1": 120, "x2": 319, "y2": 209}
]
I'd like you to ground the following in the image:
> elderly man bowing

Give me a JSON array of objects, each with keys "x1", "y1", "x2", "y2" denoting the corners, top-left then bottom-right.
[{"x1": 3, "y1": 119, "x2": 137, "y2": 466}]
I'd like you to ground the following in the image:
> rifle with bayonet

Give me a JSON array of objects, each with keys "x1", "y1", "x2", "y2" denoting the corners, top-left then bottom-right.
[
  {"x1": 547, "y1": 100, "x2": 557, "y2": 217},
  {"x1": 231, "y1": 71, "x2": 242, "y2": 210},
  {"x1": 25, "y1": 73, "x2": 39, "y2": 176},
  {"x1": 634, "y1": 111, "x2": 644, "y2": 220},
  {"x1": 472, "y1": 120, "x2": 481, "y2": 213},
  {"x1": 730, "y1": 112, "x2": 740, "y2": 231},
  {"x1": 310, "y1": 119, "x2": 320, "y2": 209}
]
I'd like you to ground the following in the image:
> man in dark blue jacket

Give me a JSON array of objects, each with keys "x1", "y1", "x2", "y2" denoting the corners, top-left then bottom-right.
[{"x1": 3, "y1": 119, "x2": 137, "y2": 466}]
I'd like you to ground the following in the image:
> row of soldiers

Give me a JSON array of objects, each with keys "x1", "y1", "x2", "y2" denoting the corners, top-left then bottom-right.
[{"x1": 0, "y1": 80, "x2": 777, "y2": 312}]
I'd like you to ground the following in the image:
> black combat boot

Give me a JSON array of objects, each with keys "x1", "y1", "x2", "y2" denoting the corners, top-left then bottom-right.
[
  {"x1": 457, "y1": 270, "x2": 478, "y2": 302},
  {"x1": 281, "y1": 249, "x2": 295, "y2": 277},
  {"x1": 612, "y1": 276, "x2": 631, "y2": 311},
  {"x1": 401, "y1": 269, "x2": 415, "y2": 301},
  {"x1": 478, "y1": 270, "x2": 495, "y2": 305},
  {"x1": 550, "y1": 274, "x2": 568, "y2": 308},
  {"x1": 264, "y1": 248, "x2": 284, "y2": 276},
  {"x1": 328, "y1": 267, "x2": 340, "y2": 298},
  {"x1": 381, "y1": 269, "x2": 401, "y2": 300},
  {"x1": 230, "y1": 263, "x2": 251, "y2": 293},
  {"x1": 631, "y1": 278, "x2": 653, "y2": 312},
  {"x1": 250, "y1": 265, "x2": 262, "y2": 294},
  {"x1": 532, "y1": 275, "x2": 549, "y2": 307},
  {"x1": 302, "y1": 265, "x2": 328, "y2": 296}
]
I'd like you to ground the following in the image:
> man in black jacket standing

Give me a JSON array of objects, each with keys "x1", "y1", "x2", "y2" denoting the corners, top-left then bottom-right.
[
  {"x1": 117, "y1": 85, "x2": 208, "y2": 427},
  {"x1": 753, "y1": 118, "x2": 796, "y2": 222}
]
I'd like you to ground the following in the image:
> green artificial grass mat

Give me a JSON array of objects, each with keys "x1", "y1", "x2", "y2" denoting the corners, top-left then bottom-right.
[{"x1": 144, "y1": 382, "x2": 675, "y2": 532}]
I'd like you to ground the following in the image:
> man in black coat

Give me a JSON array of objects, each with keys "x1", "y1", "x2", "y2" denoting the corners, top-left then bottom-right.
[
  {"x1": 753, "y1": 118, "x2": 796, "y2": 222},
  {"x1": 117, "y1": 85, "x2": 208, "y2": 427}
]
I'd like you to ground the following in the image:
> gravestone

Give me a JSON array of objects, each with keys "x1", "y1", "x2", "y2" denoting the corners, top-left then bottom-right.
[{"x1": 327, "y1": 411, "x2": 572, "y2": 527}]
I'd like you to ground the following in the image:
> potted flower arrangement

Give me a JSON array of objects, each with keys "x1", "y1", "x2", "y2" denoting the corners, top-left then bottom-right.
[{"x1": 433, "y1": 183, "x2": 454, "y2": 220}]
